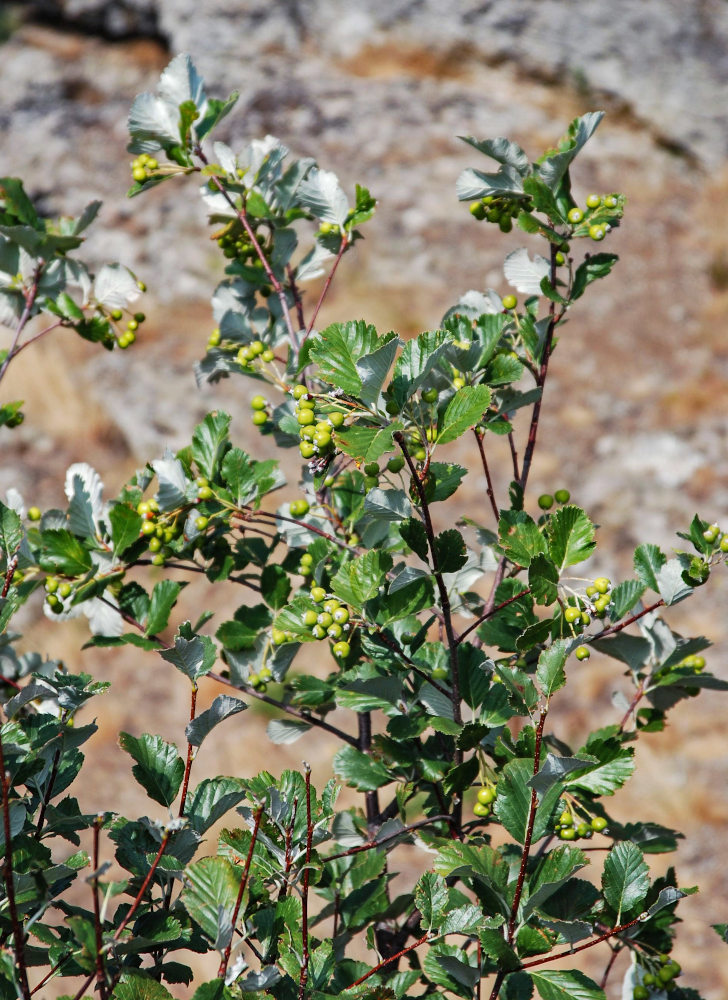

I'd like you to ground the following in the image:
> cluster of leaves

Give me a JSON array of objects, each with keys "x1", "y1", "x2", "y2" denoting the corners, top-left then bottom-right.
[{"x1": 0, "y1": 53, "x2": 726, "y2": 1000}]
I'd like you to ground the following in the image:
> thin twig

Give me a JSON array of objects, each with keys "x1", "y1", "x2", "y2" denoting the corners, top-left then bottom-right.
[
  {"x1": 91, "y1": 817, "x2": 108, "y2": 1000},
  {"x1": 0, "y1": 729, "x2": 32, "y2": 1000},
  {"x1": 507, "y1": 430, "x2": 520, "y2": 482},
  {"x1": 324, "y1": 814, "x2": 455, "y2": 863},
  {"x1": 455, "y1": 588, "x2": 531, "y2": 647},
  {"x1": 178, "y1": 684, "x2": 198, "y2": 818},
  {"x1": 349, "y1": 933, "x2": 430, "y2": 987},
  {"x1": 218, "y1": 805, "x2": 264, "y2": 980},
  {"x1": 304, "y1": 234, "x2": 349, "y2": 339},
  {"x1": 297, "y1": 765, "x2": 313, "y2": 1000},
  {"x1": 520, "y1": 915, "x2": 642, "y2": 970},
  {"x1": 0, "y1": 262, "x2": 44, "y2": 386},
  {"x1": 474, "y1": 429, "x2": 500, "y2": 522}
]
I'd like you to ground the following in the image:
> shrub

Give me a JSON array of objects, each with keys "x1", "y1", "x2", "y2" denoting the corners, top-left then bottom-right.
[{"x1": 0, "y1": 53, "x2": 725, "y2": 1000}]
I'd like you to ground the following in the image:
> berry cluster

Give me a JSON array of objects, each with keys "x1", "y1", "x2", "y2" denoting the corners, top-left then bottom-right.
[
  {"x1": 632, "y1": 953, "x2": 682, "y2": 998},
  {"x1": 702, "y1": 521, "x2": 728, "y2": 552},
  {"x1": 554, "y1": 806, "x2": 608, "y2": 841},
  {"x1": 473, "y1": 783, "x2": 497, "y2": 819},
  {"x1": 109, "y1": 308, "x2": 146, "y2": 349},
  {"x1": 137, "y1": 495, "x2": 186, "y2": 565},
  {"x1": 131, "y1": 153, "x2": 159, "y2": 184},
  {"x1": 238, "y1": 339, "x2": 275, "y2": 369},
  {"x1": 469, "y1": 194, "x2": 534, "y2": 232},
  {"x1": 537, "y1": 488, "x2": 571, "y2": 510},
  {"x1": 567, "y1": 192, "x2": 623, "y2": 242},
  {"x1": 677, "y1": 653, "x2": 706, "y2": 672},
  {"x1": 292, "y1": 385, "x2": 345, "y2": 461},
  {"x1": 44, "y1": 575, "x2": 74, "y2": 615},
  {"x1": 248, "y1": 665, "x2": 273, "y2": 692}
]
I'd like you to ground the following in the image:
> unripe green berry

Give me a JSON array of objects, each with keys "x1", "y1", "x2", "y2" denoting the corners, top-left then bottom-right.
[
  {"x1": 261, "y1": 348, "x2": 275, "y2": 362},
  {"x1": 271, "y1": 628, "x2": 287, "y2": 645},
  {"x1": 632, "y1": 986, "x2": 649, "y2": 1000},
  {"x1": 590, "y1": 816, "x2": 608, "y2": 832},
  {"x1": 385, "y1": 398, "x2": 401, "y2": 415},
  {"x1": 252, "y1": 411, "x2": 267, "y2": 426},
  {"x1": 251, "y1": 395, "x2": 267, "y2": 410},
  {"x1": 132, "y1": 166, "x2": 147, "y2": 182},
  {"x1": 453, "y1": 377, "x2": 466, "y2": 390},
  {"x1": 501, "y1": 294, "x2": 517, "y2": 310},
  {"x1": 387, "y1": 455, "x2": 405, "y2": 473},
  {"x1": 299, "y1": 441, "x2": 315, "y2": 459},
  {"x1": 422, "y1": 387, "x2": 438, "y2": 403},
  {"x1": 312, "y1": 624, "x2": 326, "y2": 639},
  {"x1": 593, "y1": 577, "x2": 610, "y2": 594},
  {"x1": 148, "y1": 536, "x2": 162, "y2": 552},
  {"x1": 332, "y1": 606, "x2": 349, "y2": 624},
  {"x1": 364, "y1": 475, "x2": 379, "y2": 489},
  {"x1": 290, "y1": 499, "x2": 310, "y2": 517},
  {"x1": 303, "y1": 610, "x2": 318, "y2": 627},
  {"x1": 27, "y1": 506, "x2": 41, "y2": 521},
  {"x1": 554, "y1": 488, "x2": 571, "y2": 504},
  {"x1": 195, "y1": 516, "x2": 209, "y2": 531},
  {"x1": 292, "y1": 384, "x2": 309, "y2": 399},
  {"x1": 332, "y1": 640, "x2": 350, "y2": 659},
  {"x1": 567, "y1": 207, "x2": 584, "y2": 224},
  {"x1": 328, "y1": 410, "x2": 345, "y2": 428},
  {"x1": 110, "y1": 308, "x2": 123, "y2": 321},
  {"x1": 558, "y1": 827, "x2": 577, "y2": 840},
  {"x1": 327, "y1": 623, "x2": 343, "y2": 639},
  {"x1": 469, "y1": 201, "x2": 486, "y2": 220},
  {"x1": 538, "y1": 493, "x2": 554, "y2": 510},
  {"x1": 473, "y1": 801, "x2": 491, "y2": 817},
  {"x1": 589, "y1": 224, "x2": 606, "y2": 241},
  {"x1": 575, "y1": 645, "x2": 591, "y2": 661},
  {"x1": 310, "y1": 586, "x2": 326, "y2": 603},
  {"x1": 586, "y1": 193, "x2": 601, "y2": 208},
  {"x1": 431, "y1": 666, "x2": 448, "y2": 680},
  {"x1": 477, "y1": 786, "x2": 496, "y2": 805}
]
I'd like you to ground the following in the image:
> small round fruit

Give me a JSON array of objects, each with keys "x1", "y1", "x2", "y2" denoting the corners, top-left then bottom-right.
[
  {"x1": 197, "y1": 485, "x2": 214, "y2": 499},
  {"x1": 328, "y1": 410, "x2": 345, "y2": 428},
  {"x1": 303, "y1": 610, "x2": 318, "y2": 627},
  {"x1": 141, "y1": 520, "x2": 157, "y2": 536},
  {"x1": 720, "y1": 535, "x2": 728, "y2": 552},
  {"x1": 271, "y1": 628, "x2": 287, "y2": 645},
  {"x1": 590, "y1": 816, "x2": 608, "y2": 832},
  {"x1": 327, "y1": 623, "x2": 343, "y2": 639},
  {"x1": 469, "y1": 201, "x2": 486, "y2": 220},
  {"x1": 657, "y1": 967, "x2": 675, "y2": 984},
  {"x1": 27, "y1": 506, "x2": 41, "y2": 521},
  {"x1": 642, "y1": 974, "x2": 656, "y2": 986},
  {"x1": 431, "y1": 666, "x2": 448, "y2": 680},
  {"x1": 564, "y1": 607, "x2": 581, "y2": 624},
  {"x1": 310, "y1": 586, "x2": 326, "y2": 603},
  {"x1": 576, "y1": 822, "x2": 590, "y2": 837},
  {"x1": 453, "y1": 377, "x2": 466, "y2": 390},
  {"x1": 385, "y1": 399, "x2": 401, "y2": 415},
  {"x1": 259, "y1": 666, "x2": 273, "y2": 682},
  {"x1": 297, "y1": 409, "x2": 315, "y2": 426},
  {"x1": 195, "y1": 516, "x2": 209, "y2": 531},
  {"x1": 132, "y1": 166, "x2": 147, "y2": 183},
  {"x1": 473, "y1": 801, "x2": 491, "y2": 817},
  {"x1": 292, "y1": 384, "x2": 308, "y2": 399},
  {"x1": 593, "y1": 577, "x2": 610, "y2": 594},
  {"x1": 575, "y1": 645, "x2": 591, "y2": 661},
  {"x1": 422, "y1": 387, "x2": 439, "y2": 403},
  {"x1": 558, "y1": 809, "x2": 573, "y2": 827},
  {"x1": 477, "y1": 786, "x2": 496, "y2": 805},
  {"x1": 317, "y1": 612, "x2": 333, "y2": 629},
  {"x1": 589, "y1": 224, "x2": 606, "y2": 241},
  {"x1": 148, "y1": 536, "x2": 162, "y2": 553},
  {"x1": 151, "y1": 553, "x2": 165, "y2": 566},
  {"x1": 567, "y1": 207, "x2": 584, "y2": 224},
  {"x1": 290, "y1": 499, "x2": 310, "y2": 517},
  {"x1": 538, "y1": 493, "x2": 554, "y2": 510},
  {"x1": 251, "y1": 394, "x2": 267, "y2": 410},
  {"x1": 312, "y1": 624, "x2": 326, "y2": 639},
  {"x1": 555, "y1": 251, "x2": 566, "y2": 266},
  {"x1": 58, "y1": 582, "x2": 72, "y2": 599},
  {"x1": 299, "y1": 442, "x2": 315, "y2": 459},
  {"x1": 364, "y1": 475, "x2": 379, "y2": 490},
  {"x1": 604, "y1": 194, "x2": 619, "y2": 208},
  {"x1": 261, "y1": 348, "x2": 275, "y2": 362},
  {"x1": 332, "y1": 606, "x2": 350, "y2": 624},
  {"x1": 413, "y1": 447, "x2": 427, "y2": 461},
  {"x1": 333, "y1": 640, "x2": 351, "y2": 659},
  {"x1": 632, "y1": 987, "x2": 649, "y2": 1000},
  {"x1": 586, "y1": 193, "x2": 602, "y2": 208},
  {"x1": 300, "y1": 552, "x2": 313, "y2": 566},
  {"x1": 364, "y1": 462, "x2": 380, "y2": 477},
  {"x1": 558, "y1": 827, "x2": 577, "y2": 840},
  {"x1": 554, "y1": 488, "x2": 571, "y2": 504},
  {"x1": 502, "y1": 294, "x2": 518, "y2": 310},
  {"x1": 110, "y1": 308, "x2": 123, "y2": 321},
  {"x1": 387, "y1": 455, "x2": 405, "y2": 473}
]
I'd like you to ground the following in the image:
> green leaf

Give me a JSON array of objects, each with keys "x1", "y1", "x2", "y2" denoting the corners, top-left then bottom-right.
[
  {"x1": 159, "y1": 629, "x2": 217, "y2": 682},
  {"x1": 216, "y1": 605, "x2": 272, "y2": 651},
  {"x1": 146, "y1": 580, "x2": 183, "y2": 635},
  {"x1": 415, "y1": 871, "x2": 448, "y2": 930},
  {"x1": 528, "y1": 754, "x2": 597, "y2": 796},
  {"x1": 522, "y1": 845, "x2": 587, "y2": 918},
  {"x1": 529, "y1": 554, "x2": 559, "y2": 605},
  {"x1": 333, "y1": 745, "x2": 391, "y2": 791},
  {"x1": 434, "y1": 529, "x2": 467, "y2": 573},
  {"x1": 192, "y1": 411, "x2": 231, "y2": 480},
  {"x1": 220, "y1": 448, "x2": 256, "y2": 506},
  {"x1": 309, "y1": 320, "x2": 382, "y2": 394},
  {"x1": 565, "y1": 743, "x2": 634, "y2": 796},
  {"x1": 363, "y1": 488, "x2": 412, "y2": 523},
  {"x1": 536, "y1": 640, "x2": 568, "y2": 698},
  {"x1": 529, "y1": 969, "x2": 605, "y2": 1000},
  {"x1": 381, "y1": 574, "x2": 435, "y2": 622},
  {"x1": 181, "y1": 856, "x2": 241, "y2": 947},
  {"x1": 536, "y1": 111, "x2": 604, "y2": 191},
  {"x1": 522, "y1": 175, "x2": 566, "y2": 223},
  {"x1": 602, "y1": 842, "x2": 650, "y2": 919},
  {"x1": 460, "y1": 135, "x2": 530, "y2": 175},
  {"x1": 479, "y1": 927, "x2": 521, "y2": 972},
  {"x1": 184, "y1": 776, "x2": 247, "y2": 834},
  {"x1": 185, "y1": 695, "x2": 247, "y2": 748},
  {"x1": 297, "y1": 166, "x2": 349, "y2": 225},
  {"x1": 609, "y1": 579, "x2": 646, "y2": 619},
  {"x1": 499, "y1": 510, "x2": 547, "y2": 567},
  {"x1": 0, "y1": 502, "x2": 22, "y2": 558},
  {"x1": 336, "y1": 422, "x2": 402, "y2": 463},
  {"x1": 356, "y1": 335, "x2": 400, "y2": 406},
  {"x1": 260, "y1": 564, "x2": 291, "y2": 610},
  {"x1": 546, "y1": 506, "x2": 595, "y2": 570},
  {"x1": 399, "y1": 518, "x2": 429, "y2": 561},
  {"x1": 110, "y1": 504, "x2": 143, "y2": 557},
  {"x1": 634, "y1": 543, "x2": 666, "y2": 592},
  {"x1": 39, "y1": 530, "x2": 93, "y2": 576},
  {"x1": 331, "y1": 551, "x2": 393, "y2": 608},
  {"x1": 494, "y1": 758, "x2": 561, "y2": 844},
  {"x1": 114, "y1": 974, "x2": 176, "y2": 1000},
  {"x1": 571, "y1": 253, "x2": 619, "y2": 300},
  {"x1": 267, "y1": 718, "x2": 312, "y2": 744},
  {"x1": 430, "y1": 462, "x2": 468, "y2": 502},
  {"x1": 119, "y1": 732, "x2": 185, "y2": 807},
  {"x1": 391, "y1": 328, "x2": 450, "y2": 407},
  {"x1": 437, "y1": 385, "x2": 492, "y2": 444}
]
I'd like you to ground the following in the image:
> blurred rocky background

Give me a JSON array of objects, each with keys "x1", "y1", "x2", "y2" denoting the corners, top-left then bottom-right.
[{"x1": 2, "y1": 1, "x2": 728, "y2": 995}]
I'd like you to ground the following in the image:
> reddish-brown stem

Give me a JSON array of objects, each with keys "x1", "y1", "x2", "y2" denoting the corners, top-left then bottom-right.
[
  {"x1": 507, "y1": 430, "x2": 520, "y2": 482},
  {"x1": 30, "y1": 954, "x2": 73, "y2": 995},
  {"x1": 297, "y1": 766, "x2": 314, "y2": 1000},
  {"x1": 358, "y1": 712, "x2": 381, "y2": 831},
  {"x1": 474, "y1": 429, "x2": 499, "y2": 522},
  {"x1": 207, "y1": 671, "x2": 358, "y2": 747},
  {"x1": 196, "y1": 149, "x2": 298, "y2": 343},
  {"x1": 245, "y1": 509, "x2": 359, "y2": 553},
  {"x1": 304, "y1": 234, "x2": 349, "y2": 339},
  {"x1": 349, "y1": 933, "x2": 430, "y2": 987},
  {"x1": 517, "y1": 245, "x2": 559, "y2": 494},
  {"x1": 0, "y1": 261, "x2": 44, "y2": 386},
  {"x1": 455, "y1": 589, "x2": 531, "y2": 647},
  {"x1": 2, "y1": 554, "x2": 18, "y2": 598},
  {"x1": 178, "y1": 684, "x2": 198, "y2": 818},
  {"x1": 113, "y1": 833, "x2": 169, "y2": 941},
  {"x1": 508, "y1": 707, "x2": 547, "y2": 944},
  {"x1": 598, "y1": 600, "x2": 665, "y2": 642},
  {"x1": 520, "y1": 915, "x2": 642, "y2": 970},
  {"x1": 0, "y1": 729, "x2": 32, "y2": 1000},
  {"x1": 218, "y1": 805, "x2": 264, "y2": 980},
  {"x1": 287, "y1": 264, "x2": 306, "y2": 330},
  {"x1": 482, "y1": 555, "x2": 508, "y2": 620},
  {"x1": 278, "y1": 799, "x2": 298, "y2": 901},
  {"x1": 619, "y1": 680, "x2": 646, "y2": 732},
  {"x1": 599, "y1": 944, "x2": 621, "y2": 988},
  {"x1": 91, "y1": 817, "x2": 108, "y2": 1000},
  {"x1": 324, "y1": 814, "x2": 455, "y2": 863}
]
